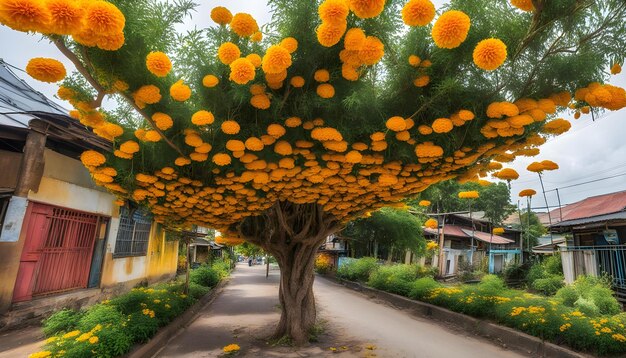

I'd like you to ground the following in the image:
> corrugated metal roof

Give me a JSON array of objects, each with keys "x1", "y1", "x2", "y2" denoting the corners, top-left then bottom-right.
[
  {"x1": 553, "y1": 191, "x2": 626, "y2": 222},
  {"x1": 423, "y1": 224, "x2": 514, "y2": 244},
  {"x1": 551, "y1": 211, "x2": 626, "y2": 228}
]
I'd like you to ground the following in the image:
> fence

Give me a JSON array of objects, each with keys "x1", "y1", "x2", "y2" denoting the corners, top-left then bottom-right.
[{"x1": 560, "y1": 245, "x2": 626, "y2": 289}]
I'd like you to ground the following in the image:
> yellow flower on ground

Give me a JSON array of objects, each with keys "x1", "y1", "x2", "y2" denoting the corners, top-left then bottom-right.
[
  {"x1": 62, "y1": 330, "x2": 81, "y2": 339},
  {"x1": 28, "y1": 351, "x2": 52, "y2": 358},
  {"x1": 473, "y1": 38, "x2": 507, "y2": 71},
  {"x1": 210, "y1": 6, "x2": 232, "y2": 25},
  {"x1": 223, "y1": 343, "x2": 241, "y2": 353},
  {"x1": 146, "y1": 51, "x2": 172, "y2": 77},
  {"x1": 89, "y1": 336, "x2": 99, "y2": 344},
  {"x1": 402, "y1": 0, "x2": 435, "y2": 26},
  {"x1": 431, "y1": 10, "x2": 471, "y2": 49},
  {"x1": 26, "y1": 58, "x2": 66, "y2": 83},
  {"x1": 230, "y1": 13, "x2": 258, "y2": 37}
]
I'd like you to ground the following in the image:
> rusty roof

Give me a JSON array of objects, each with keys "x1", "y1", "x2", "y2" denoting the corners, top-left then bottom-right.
[{"x1": 550, "y1": 190, "x2": 626, "y2": 223}]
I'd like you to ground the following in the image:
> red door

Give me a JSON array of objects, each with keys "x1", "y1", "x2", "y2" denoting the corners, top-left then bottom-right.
[{"x1": 12, "y1": 203, "x2": 100, "y2": 302}]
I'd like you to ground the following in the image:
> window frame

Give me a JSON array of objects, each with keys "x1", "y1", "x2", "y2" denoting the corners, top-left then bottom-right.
[{"x1": 112, "y1": 206, "x2": 152, "y2": 258}]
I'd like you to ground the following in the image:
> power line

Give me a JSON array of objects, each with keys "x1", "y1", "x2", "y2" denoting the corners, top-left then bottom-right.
[{"x1": 544, "y1": 172, "x2": 626, "y2": 192}]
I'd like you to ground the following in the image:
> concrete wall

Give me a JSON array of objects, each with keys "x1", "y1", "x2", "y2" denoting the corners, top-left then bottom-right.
[{"x1": 0, "y1": 149, "x2": 178, "y2": 314}]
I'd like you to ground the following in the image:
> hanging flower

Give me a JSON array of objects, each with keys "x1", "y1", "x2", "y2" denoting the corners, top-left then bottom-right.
[
  {"x1": 0, "y1": 0, "x2": 49, "y2": 32},
  {"x1": 285, "y1": 117, "x2": 302, "y2": 127},
  {"x1": 250, "y1": 31, "x2": 263, "y2": 42},
  {"x1": 542, "y1": 118, "x2": 571, "y2": 135},
  {"x1": 146, "y1": 51, "x2": 172, "y2": 77},
  {"x1": 541, "y1": 160, "x2": 559, "y2": 171},
  {"x1": 415, "y1": 142, "x2": 443, "y2": 157},
  {"x1": 316, "y1": 83, "x2": 335, "y2": 98},
  {"x1": 229, "y1": 58, "x2": 256, "y2": 85},
  {"x1": 213, "y1": 153, "x2": 232, "y2": 166},
  {"x1": 245, "y1": 54, "x2": 261, "y2": 68},
  {"x1": 262, "y1": 45, "x2": 292, "y2": 74},
  {"x1": 424, "y1": 218, "x2": 438, "y2": 229},
  {"x1": 191, "y1": 110, "x2": 214, "y2": 126},
  {"x1": 133, "y1": 85, "x2": 161, "y2": 107},
  {"x1": 96, "y1": 32, "x2": 124, "y2": 51},
  {"x1": 210, "y1": 6, "x2": 232, "y2": 25},
  {"x1": 418, "y1": 200, "x2": 431, "y2": 207},
  {"x1": 610, "y1": 63, "x2": 622, "y2": 75},
  {"x1": 345, "y1": 150, "x2": 362, "y2": 163},
  {"x1": 385, "y1": 116, "x2": 406, "y2": 132},
  {"x1": 493, "y1": 227, "x2": 505, "y2": 235},
  {"x1": 221, "y1": 120, "x2": 241, "y2": 134},
  {"x1": 218, "y1": 42, "x2": 241, "y2": 65},
  {"x1": 311, "y1": 127, "x2": 343, "y2": 141},
  {"x1": 342, "y1": 64, "x2": 359, "y2": 81},
  {"x1": 85, "y1": 1, "x2": 125, "y2": 35},
  {"x1": 431, "y1": 10, "x2": 471, "y2": 49},
  {"x1": 144, "y1": 130, "x2": 161, "y2": 142},
  {"x1": 494, "y1": 168, "x2": 519, "y2": 181},
  {"x1": 344, "y1": 28, "x2": 366, "y2": 51},
  {"x1": 316, "y1": 21, "x2": 347, "y2": 47},
  {"x1": 245, "y1": 137, "x2": 264, "y2": 151},
  {"x1": 119, "y1": 140, "x2": 139, "y2": 154},
  {"x1": 250, "y1": 94, "x2": 271, "y2": 109},
  {"x1": 25, "y1": 58, "x2": 66, "y2": 83},
  {"x1": 473, "y1": 38, "x2": 507, "y2": 71},
  {"x1": 152, "y1": 112, "x2": 173, "y2": 130},
  {"x1": 46, "y1": 0, "x2": 84, "y2": 35},
  {"x1": 402, "y1": 0, "x2": 435, "y2": 26},
  {"x1": 267, "y1": 124, "x2": 286, "y2": 138},
  {"x1": 348, "y1": 0, "x2": 386, "y2": 19},
  {"x1": 519, "y1": 189, "x2": 536, "y2": 197},
  {"x1": 413, "y1": 75, "x2": 430, "y2": 87},
  {"x1": 314, "y1": 69, "x2": 330, "y2": 82},
  {"x1": 80, "y1": 150, "x2": 106, "y2": 167},
  {"x1": 170, "y1": 80, "x2": 191, "y2": 101},
  {"x1": 510, "y1": 0, "x2": 534, "y2": 12},
  {"x1": 358, "y1": 36, "x2": 384, "y2": 65},
  {"x1": 203, "y1": 75, "x2": 219, "y2": 88},
  {"x1": 318, "y1": 0, "x2": 349, "y2": 24},
  {"x1": 174, "y1": 157, "x2": 191, "y2": 166},
  {"x1": 290, "y1": 76, "x2": 305, "y2": 88},
  {"x1": 431, "y1": 118, "x2": 453, "y2": 133},
  {"x1": 230, "y1": 13, "x2": 258, "y2": 37},
  {"x1": 408, "y1": 55, "x2": 421, "y2": 66},
  {"x1": 458, "y1": 191, "x2": 479, "y2": 199},
  {"x1": 280, "y1": 37, "x2": 298, "y2": 53}
]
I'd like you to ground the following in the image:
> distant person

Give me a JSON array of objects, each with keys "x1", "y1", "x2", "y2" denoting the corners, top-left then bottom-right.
[{"x1": 248, "y1": 257, "x2": 252, "y2": 266}]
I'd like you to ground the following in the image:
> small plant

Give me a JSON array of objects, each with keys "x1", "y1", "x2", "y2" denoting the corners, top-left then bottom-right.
[
  {"x1": 190, "y1": 265, "x2": 220, "y2": 288},
  {"x1": 336, "y1": 257, "x2": 378, "y2": 282},
  {"x1": 42, "y1": 309, "x2": 83, "y2": 337},
  {"x1": 314, "y1": 253, "x2": 333, "y2": 274},
  {"x1": 409, "y1": 277, "x2": 441, "y2": 300}
]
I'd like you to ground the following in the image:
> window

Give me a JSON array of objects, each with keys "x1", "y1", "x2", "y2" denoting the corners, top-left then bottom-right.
[
  {"x1": 113, "y1": 206, "x2": 152, "y2": 257},
  {"x1": 0, "y1": 195, "x2": 10, "y2": 234}
]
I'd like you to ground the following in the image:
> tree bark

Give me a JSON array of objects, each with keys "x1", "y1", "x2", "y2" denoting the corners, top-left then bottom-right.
[{"x1": 234, "y1": 201, "x2": 341, "y2": 345}]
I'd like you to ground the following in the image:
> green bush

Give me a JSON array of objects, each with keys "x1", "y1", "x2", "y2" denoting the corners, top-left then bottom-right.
[
  {"x1": 92, "y1": 322, "x2": 134, "y2": 357},
  {"x1": 190, "y1": 265, "x2": 220, "y2": 287},
  {"x1": 555, "y1": 275, "x2": 621, "y2": 316},
  {"x1": 212, "y1": 260, "x2": 231, "y2": 279},
  {"x1": 409, "y1": 277, "x2": 441, "y2": 300},
  {"x1": 77, "y1": 304, "x2": 125, "y2": 332},
  {"x1": 189, "y1": 282, "x2": 210, "y2": 299},
  {"x1": 109, "y1": 289, "x2": 149, "y2": 315},
  {"x1": 556, "y1": 285, "x2": 578, "y2": 306},
  {"x1": 543, "y1": 255, "x2": 563, "y2": 275},
  {"x1": 588, "y1": 286, "x2": 621, "y2": 316},
  {"x1": 42, "y1": 309, "x2": 83, "y2": 337},
  {"x1": 574, "y1": 297, "x2": 600, "y2": 317},
  {"x1": 368, "y1": 264, "x2": 433, "y2": 297},
  {"x1": 532, "y1": 275, "x2": 564, "y2": 295},
  {"x1": 336, "y1": 257, "x2": 378, "y2": 282},
  {"x1": 127, "y1": 311, "x2": 159, "y2": 343}
]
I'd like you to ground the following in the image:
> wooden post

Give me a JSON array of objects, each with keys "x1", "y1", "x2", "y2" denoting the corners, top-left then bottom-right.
[
  {"x1": 437, "y1": 216, "x2": 446, "y2": 277},
  {"x1": 266, "y1": 254, "x2": 270, "y2": 278},
  {"x1": 15, "y1": 120, "x2": 47, "y2": 197}
]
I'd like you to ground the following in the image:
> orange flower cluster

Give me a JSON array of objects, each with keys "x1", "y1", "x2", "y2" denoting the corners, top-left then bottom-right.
[
  {"x1": 431, "y1": 10, "x2": 470, "y2": 49},
  {"x1": 574, "y1": 82, "x2": 626, "y2": 111},
  {"x1": 458, "y1": 191, "x2": 479, "y2": 199},
  {"x1": 519, "y1": 189, "x2": 536, "y2": 197},
  {"x1": 25, "y1": 57, "x2": 66, "y2": 83},
  {"x1": 402, "y1": 0, "x2": 435, "y2": 27},
  {"x1": 0, "y1": 0, "x2": 125, "y2": 50}
]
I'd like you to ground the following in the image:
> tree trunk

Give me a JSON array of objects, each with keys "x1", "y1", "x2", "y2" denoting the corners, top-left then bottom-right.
[{"x1": 234, "y1": 202, "x2": 341, "y2": 345}]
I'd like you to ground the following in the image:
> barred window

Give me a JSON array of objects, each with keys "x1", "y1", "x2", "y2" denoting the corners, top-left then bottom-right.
[{"x1": 113, "y1": 206, "x2": 152, "y2": 257}]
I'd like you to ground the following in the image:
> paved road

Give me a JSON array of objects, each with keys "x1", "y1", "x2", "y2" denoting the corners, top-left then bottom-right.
[{"x1": 156, "y1": 264, "x2": 526, "y2": 357}]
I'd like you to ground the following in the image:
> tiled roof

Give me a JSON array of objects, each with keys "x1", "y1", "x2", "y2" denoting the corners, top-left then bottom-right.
[{"x1": 423, "y1": 224, "x2": 514, "y2": 244}]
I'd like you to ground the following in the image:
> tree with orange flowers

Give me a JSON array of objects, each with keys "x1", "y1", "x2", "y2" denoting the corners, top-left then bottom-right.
[{"x1": 2, "y1": 0, "x2": 625, "y2": 344}]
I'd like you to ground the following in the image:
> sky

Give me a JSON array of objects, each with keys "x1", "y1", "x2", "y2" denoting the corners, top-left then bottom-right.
[{"x1": 1, "y1": 0, "x2": 625, "y2": 212}]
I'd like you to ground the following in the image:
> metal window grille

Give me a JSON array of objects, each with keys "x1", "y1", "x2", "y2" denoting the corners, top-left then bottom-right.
[
  {"x1": 0, "y1": 196, "x2": 9, "y2": 234},
  {"x1": 113, "y1": 207, "x2": 152, "y2": 257}
]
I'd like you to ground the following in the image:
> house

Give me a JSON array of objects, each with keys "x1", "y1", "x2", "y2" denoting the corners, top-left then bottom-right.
[
  {"x1": 423, "y1": 212, "x2": 522, "y2": 276},
  {"x1": 190, "y1": 238, "x2": 223, "y2": 265},
  {"x1": 549, "y1": 190, "x2": 626, "y2": 302},
  {"x1": 318, "y1": 233, "x2": 349, "y2": 271},
  {"x1": 0, "y1": 60, "x2": 178, "y2": 329}
]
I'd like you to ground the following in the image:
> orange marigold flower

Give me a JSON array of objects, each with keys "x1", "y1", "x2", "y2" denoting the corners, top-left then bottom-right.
[
  {"x1": 345, "y1": 150, "x2": 362, "y2": 163},
  {"x1": 495, "y1": 168, "x2": 519, "y2": 181},
  {"x1": 0, "y1": 0, "x2": 49, "y2": 32},
  {"x1": 290, "y1": 76, "x2": 305, "y2": 88},
  {"x1": 221, "y1": 120, "x2": 240, "y2": 134},
  {"x1": 344, "y1": 28, "x2": 366, "y2": 51},
  {"x1": 80, "y1": 150, "x2": 106, "y2": 167},
  {"x1": 26, "y1": 58, "x2": 66, "y2": 83},
  {"x1": 358, "y1": 36, "x2": 384, "y2": 65},
  {"x1": 348, "y1": 0, "x2": 386, "y2": 19},
  {"x1": 341, "y1": 64, "x2": 359, "y2": 81},
  {"x1": 519, "y1": 189, "x2": 536, "y2": 197},
  {"x1": 541, "y1": 160, "x2": 559, "y2": 171},
  {"x1": 431, "y1": 10, "x2": 470, "y2": 49},
  {"x1": 386, "y1": 116, "x2": 406, "y2": 132},
  {"x1": 611, "y1": 63, "x2": 622, "y2": 75},
  {"x1": 510, "y1": 0, "x2": 534, "y2": 12},
  {"x1": 250, "y1": 31, "x2": 263, "y2": 42},
  {"x1": 280, "y1": 37, "x2": 298, "y2": 53},
  {"x1": 418, "y1": 200, "x2": 431, "y2": 207},
  {"x1": 402, "y1": 0, "x2": 435, "y2": 26},
  {"x1": 285, "y1": 117, "x2": 302, "y2": 127},
  {"x1": 262, "y1": 45, "x2": 292, "y2": 74},
  {"x1": 267, "y1": 124, "x2": 286, "y2": 138},
  {"x1": 317, "y1": 83, "x2": 335, "y2": 98},
  {"x1": 408, "y1": 55, "x2": 421, "y2": 67},
  {"x1": 432, "y1": 118, "x2": 453, "y2": 133},
  {"x1": 458, "y1": 191, "x2": 479, "y2": 199},
  {"x1": 218, "y1": 42, "x2": 241, "y2": 65},
  {"x1": 424, "y1": 218, "x2": 438, "y2": 229},
  {"x1": 210, "y1": 6, "x2": 232, "y2": 25},
  {"x1": 146, "y1": 51, "x2": 172, "y2": 77},
  {"x1": 85, "y1": 1, "x2": 125, "y2": 35},
  {"x1": 473, "y1": 38, "x2": 507, "y2": 71},
  {"x1": 133, "y1": 85, "x2": 161, "y2": 107},
  {"x1": 96, "y1": 31, "x2": 124, "y2": 51},
  {"x1": 413, "y1": 75, "x2": 430, "y2": 87},
  {"x1": 319, "y1": 0, "x2": 349, "y2": 24},
  {"x1": 314, "y1": 69, "x2": 330, "y2": 82},
  {"x1": 202, "y1": 74, "x2": 219, "y2": 88},
  {"x1": 229, "y1": 58, "x2": 256, "y2": 85},
  {"x1": 144, "y1": 130, "x2": 161, "y2": 142},
  {"x1": 245, "y1": 137, "x2": 264, "y2": 151},
  {"x1": 152, "y1": 112, "x2": 173, "y2": 131},
  {"x1": 230, "y1": 13, "x2": 258, "y2": 37},
  {"x1": 46, "y1": 0, "x2": 84, "y2": 35},
  {"x1": 170, "y1": 80, "x2": 191, "y2": 102},
  {"x1": 113, "y1": 80, "x2": 129, "y2": 92},
  {"x1": 120, "y1": 140, "x2": 139, "y2": 154},
  {"x1": 542, "y1": 118, "x2": 571, "y2": 135},
  {"x1": 250, "y1": 94, "x2": 271, "y2": 109},
  {"x1": 246, "y1": 53, "x2": 262, "y2": 68},
  {"x1": 212, "y1": 153, "x2": 232, "y2": 166},
  {"x1": 311, "y1": 127, "x2": 343, "y2": 141},
  {"x1": 114, "y1": 149, "x2": 132, "y2": 159},
  {"x1": 57, "y1": 86, "x2": 75, "y2": 100},
  {"x1": 316, "y1": 21, "x2": 347, "y2": 47},
  {"x1": 191, "y1": 110, "x2": 215, "y2": 126}
]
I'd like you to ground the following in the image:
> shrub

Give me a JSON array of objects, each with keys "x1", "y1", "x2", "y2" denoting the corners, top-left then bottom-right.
[
  {"x1": 189, "y1": 282, "x2": 210, "y2": 299},
  {"x1": 555, "y1": 275, "x2": 621, "y2": 316},
  {"x1": 190, "y1": 265, "x2": 220, "y2": 287},
  {"x1": 212, "y1": 260, "x2": 231, "y2": 279},
  {"x1": 543, "y1": 255, "x2": 563, "y2": 275},
  {"x1": 556, "y1": 285, "x2": 578, "y2": 306},
  {"x1": 502, "y1": 262, "x2": 529, "y2": 282},
  {"x1": 574, "y1": 297, "x2": 600, "y2": 317},
  {"x1": 368, "y1": 264, "x2": 416, "y2": 296},
  {"x1": 409, "y1": 277, "x2": 441, "y2": 300},
  {"x1": 92, "y1": 322, "x2": 134, "y2": 357},
  {"x1": 126, "y1": 311, "x2": 159, "y2": 343},
  {"x1": 532, "y1": 275, "x2": 564, "y2": 295},
  {"x1": 42, "y1": 309, "x2": 83, "y2": 337},
  {"x1": 588, "y1": 286, "x2": 621, "y2": 315},
  {"x1": 336, "y1": 257, "x2": 378, "y2": 282},
  {"x1": 76, "y1": 304, "x2": 125, "y2": 332},
  {"x1": 109, "y1": 289, "x2": 150, "y2": 315}
]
